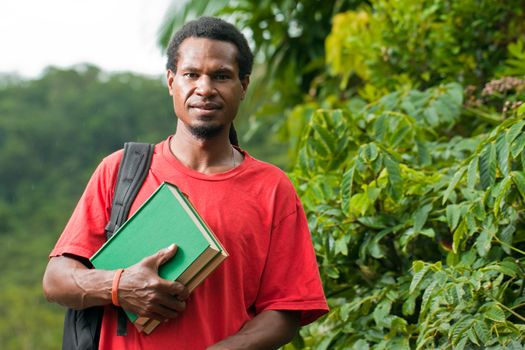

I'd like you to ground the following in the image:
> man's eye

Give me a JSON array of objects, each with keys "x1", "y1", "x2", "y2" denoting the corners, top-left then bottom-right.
[
  {"x1": 183, "y1": 73, "x2": 198, "y2": 78},
  {"x1": 215, "y1": 74, "x2": 230, "y2": 80}
]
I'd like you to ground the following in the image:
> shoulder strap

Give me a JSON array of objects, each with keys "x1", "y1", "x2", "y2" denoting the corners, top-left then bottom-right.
[
  {"x1": 62, "y1": 142, "x2": 154, "y2": 349},
  {"x1": 106, "y1": 142, "x2": 154, "y2": 337},
  {"x1": 105, "y1": 142, "x2": 154, "y2": 238}
]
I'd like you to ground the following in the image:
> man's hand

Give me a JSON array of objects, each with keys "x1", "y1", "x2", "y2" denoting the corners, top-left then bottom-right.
[
  {"x1": 117, "y1": 244, "x2": 189, "y2": 321},
  {"x1": 43, "y1": 244, "x2": 189, "y2": 322}
]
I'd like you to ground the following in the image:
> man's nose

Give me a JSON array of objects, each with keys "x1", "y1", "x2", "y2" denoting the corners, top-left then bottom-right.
[{"x1": 195, "y1": 76, "x2": 215, "y2": 96}]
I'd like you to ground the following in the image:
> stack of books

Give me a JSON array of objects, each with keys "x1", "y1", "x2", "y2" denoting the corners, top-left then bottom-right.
[{"x1": 90, "y1": 182, "x2": 228, "y2": 334}]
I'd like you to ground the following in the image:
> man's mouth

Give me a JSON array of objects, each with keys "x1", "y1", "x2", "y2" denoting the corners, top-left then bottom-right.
[{"x1": 190, "y1": 102, "x2": 222, "y2": 110}]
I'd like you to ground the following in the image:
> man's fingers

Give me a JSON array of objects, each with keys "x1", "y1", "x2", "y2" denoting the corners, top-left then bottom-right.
[
  {"x1": 141, "y1": 244, "x2": 178, "y2": 269},
  {"x1": 156, "y1": 280, "x2": 189, "y2": 301},
  {"x1": 141, "y1": 304, "x2": 181, "y2": 321},
  {"x1": 156, "y1": 294, "x2": 187, "y2": 313}
]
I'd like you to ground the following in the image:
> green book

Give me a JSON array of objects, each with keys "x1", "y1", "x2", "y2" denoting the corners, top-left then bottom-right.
[{"x1": 90, "y1": 181, "x2": 228, "y2": 328}]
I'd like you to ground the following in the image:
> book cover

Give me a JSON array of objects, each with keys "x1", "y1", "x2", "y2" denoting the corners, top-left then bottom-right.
[{"x1": 90, "y1": 181, "x2": 228, "y2": 326}]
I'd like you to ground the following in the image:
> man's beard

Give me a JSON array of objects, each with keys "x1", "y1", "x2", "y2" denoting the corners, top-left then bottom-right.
[{"x1": 188, "y1": 123, "x2": 225, "y2": 140}]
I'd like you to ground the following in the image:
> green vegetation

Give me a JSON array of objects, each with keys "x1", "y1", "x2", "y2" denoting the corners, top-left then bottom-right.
[
  {"x1": 284, "y1": 1, "x2": 525, "y2": 349},
  {"x1": 3, "y1": 0, "x2": 525, "y2": 348}
]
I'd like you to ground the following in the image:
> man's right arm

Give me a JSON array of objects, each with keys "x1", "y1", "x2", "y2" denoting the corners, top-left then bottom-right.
[{"x1": 43, "y1": 244, "x2": 189, "y2": 321}]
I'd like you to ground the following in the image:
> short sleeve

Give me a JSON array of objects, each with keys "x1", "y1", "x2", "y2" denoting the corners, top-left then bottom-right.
[
  {"x1": 49, "y1": 151, "x2": 122, "y2": 259},
  {"x1": 254, "y1": 194, "x2": 329, "y2": 325}
]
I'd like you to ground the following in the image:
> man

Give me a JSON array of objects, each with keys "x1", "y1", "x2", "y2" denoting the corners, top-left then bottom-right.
[{"x1": 43, "y1": 17, "x2": 328, "y2": 349}]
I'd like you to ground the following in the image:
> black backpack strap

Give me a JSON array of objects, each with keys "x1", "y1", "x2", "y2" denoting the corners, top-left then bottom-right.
[
  {"x1": 62, "y1": 142, "x2": 154, "y2": 349},
  {"x1": 107, "y1": 142, "x2": 154, "y2": 336},
  {"x1": 105, "y1": 142, "x2": 154, "y2": 237}
]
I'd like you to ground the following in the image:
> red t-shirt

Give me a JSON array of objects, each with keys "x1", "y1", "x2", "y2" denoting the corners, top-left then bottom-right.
[{"x1": 50, "y1": 137, "x2": 328, "y2": 349}]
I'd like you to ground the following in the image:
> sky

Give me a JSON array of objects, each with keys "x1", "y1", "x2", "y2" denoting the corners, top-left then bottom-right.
[{"x1": 0, "y1": 0, "x2": 175, "y2": 78}]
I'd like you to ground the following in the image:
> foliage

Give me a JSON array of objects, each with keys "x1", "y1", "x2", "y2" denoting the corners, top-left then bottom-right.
[
  {"x1": 325, "y1": 0, "x2": 525, "y2": 94},
  {"x1": 278, "y1": 0, "x2": 525, "y2": 348},
  {"x1": 288, "y1": 92, "x2": 525, "y2": 348}
]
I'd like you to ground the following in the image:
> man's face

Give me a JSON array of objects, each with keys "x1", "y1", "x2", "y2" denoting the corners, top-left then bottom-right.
[{"x1": 167, "y1": 37, "x2": 249, "y2": 140}]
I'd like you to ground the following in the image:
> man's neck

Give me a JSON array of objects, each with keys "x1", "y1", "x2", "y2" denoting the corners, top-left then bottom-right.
[{"x1": 169, "y1": 125, "x2": 240, "y2": 174}]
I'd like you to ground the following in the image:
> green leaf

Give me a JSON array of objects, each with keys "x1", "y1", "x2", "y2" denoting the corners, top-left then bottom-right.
[
  {"x1": 369, "y1": 237, "x2": 385, "y2": 259},
  {"x1": 339, "y1": 303, "x2": 351, "y2": 322},
  {"x1": 410, "y1": 264, "x2": 429, "y2": 294},
  {"x1": 373, "y1": 300, "x2": 392, "y2": 328},
  {"x1": 350, "y1": 193, "x2": 370, "y2": 216},
  {"x1": 423, "y1": 105, "x2": 439, "y2": 126},
  {"x1": 352, "y1": 340, "x2": 369, "y2": 350},
  {"x1": 511, "y1": 133, "x2": 525, "y2": 158},
  {"x1": 499, "y1": 224, "x2": 515, "y2": 254},
  {"x1": 467, "y1": 328, "x2": 480, "y2": 346},
  {"x1": 357, "y1": 215, "x2": 389, "y2": 229},
  {"x1": 325, "y1": 265, "x2": 340, "y2": 279},
  {"x1": 416, "y1": 137, "x2": 431, "y2": 166},
  {"x1": 479, "y1": 143, "x2": 497, "y2": 190},
  {"x1": 453, "y1": 219, "x2": 467, "y2": 254},
  {"x1": 312, "y1": 122, "x2": 336, "y2": 154},
  {"x1": 413, "y1": 260, "x2": 425, "y2": 273},
  {"x1": 445, "y1": 82, "x2": 464, "y2": 107},
  {"x1": 446, "y1": 204, "x2": 461, "y2": 231},
  {"x1": 420, "y1": 280, "x2": 438, "y2": 317},
  {"x1": 402, "y1": 295, "x2": 416, "y2": 316},
  {"x1": 484, "y1": 304, "x2": 506, "y2": 323},
  {"x1": 512, "y1": 171, "x2": 525, "y2": 200},
  {"x1": 506, "y1": 120, "x2": 525, "y2": 144},
  {"x1": 414, "y1": 203, "x2": 433, "y2": 231},
  {"x1": 455, "y1": 336, "x2": 468, "y2": 350},
  {"x1": 450, "y1": 317, "x2": 473, "y2": 345},
  {"x1": 341, "y1": 164, "x2": 356, "y2": 213},
  {"x1": 496, "y1": 133, "x2": 510, "y2": 177},
  {"x1": 442, "y1": 167, "x2": 466, "y2": 204},
  {"x1": 476, "y1": 226, "x2": 495, "y2": 257},
  {"x1": 391, "y1": 123, "x2": 411, "y2": 147},
  {"x1": 493, "y1": 260, "x2": 520, "y2": 278},
  {"x1": 334, "y1": 235, "x2": 350, "y2": 256},
  {"x1": 493, "y1": 176, "x2": 512, "y2": 216},
  {"x1": 384, "y1": 155, "x2": 403, "y2": 199},
  {"x1": 359, "y1": 143, "x2": 379, "y2": 162},
  {"x1": 309, "y1": 134, "x2": 329, "y2": 157},
  {"x1": 467, "y1": 157, "x2": 479, "y2": 189},
  {"x1": 473, "y1": 320, "x2": 490, "y2": 345},
  {"x1": 374, "y1": 114, "x2": 387, "y2": 141},
  {"x1": 298, "y1": 148, "x2": 311, "y2": 173}
]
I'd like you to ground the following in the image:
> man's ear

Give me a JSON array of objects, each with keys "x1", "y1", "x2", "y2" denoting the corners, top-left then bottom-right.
[
  {"x1": 166, "y1": 69, "x2": 175, "y2": 96},
  {"x1": 240, "y1": 75, "x2": 250, "y2": 100}
]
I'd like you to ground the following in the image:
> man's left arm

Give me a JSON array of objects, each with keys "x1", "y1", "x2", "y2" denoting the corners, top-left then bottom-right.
[{"x1": 207, "y1": 310, "x2": 300, "y2": 350}]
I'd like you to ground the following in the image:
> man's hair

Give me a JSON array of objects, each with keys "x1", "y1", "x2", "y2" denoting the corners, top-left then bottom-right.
[{"x1": 166, "y1": 16, "x2": 254, "y2": 79}]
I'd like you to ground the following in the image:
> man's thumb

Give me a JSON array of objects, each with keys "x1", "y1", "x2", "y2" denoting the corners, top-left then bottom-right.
[{"x1": 151, "y1": 244, "x2": 178, "y2": 269}]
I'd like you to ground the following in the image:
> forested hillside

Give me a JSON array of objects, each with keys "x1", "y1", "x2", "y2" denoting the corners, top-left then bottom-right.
[{"x1": 0, "y1": 65, "x2": 175, "y2": 348}]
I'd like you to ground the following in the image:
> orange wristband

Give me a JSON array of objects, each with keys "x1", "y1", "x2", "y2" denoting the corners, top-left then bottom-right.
[{"x1": 111, "y1": 268, "x2": 124, "y2": 307}]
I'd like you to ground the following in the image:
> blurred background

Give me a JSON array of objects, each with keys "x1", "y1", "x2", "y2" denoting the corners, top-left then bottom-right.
[{"x1": 2, "y1": 0, "x2": 525, "y2": 349}]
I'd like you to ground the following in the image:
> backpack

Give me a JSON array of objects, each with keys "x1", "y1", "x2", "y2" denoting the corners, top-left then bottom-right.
[{"x1": 61, "y1": 142, "x2": 154, "y2": 350}]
